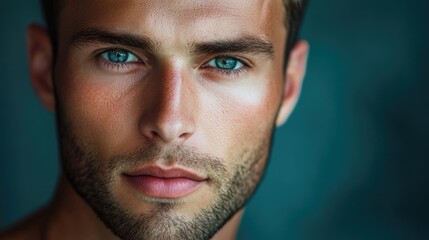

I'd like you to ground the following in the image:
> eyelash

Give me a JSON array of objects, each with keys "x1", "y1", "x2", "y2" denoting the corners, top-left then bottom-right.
[
  {"x1": 100, "y1": 60, "x2": 136, "y2": 72},
  {"x1": 97, "y1": 48, "x2": 143, "y2": 72},
  {"x1": 201, "y1": 55, "x2": 250, "y2": 78}
]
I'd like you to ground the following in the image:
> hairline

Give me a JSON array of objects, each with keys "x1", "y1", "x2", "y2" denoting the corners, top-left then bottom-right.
[{"x1": 43, "y1": 0, "x2": 305, "y2": 37}]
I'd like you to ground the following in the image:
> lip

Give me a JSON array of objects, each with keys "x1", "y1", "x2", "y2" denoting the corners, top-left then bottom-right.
[{"x1": 124, "y1": 166, "x2": 207, "y2": 199}]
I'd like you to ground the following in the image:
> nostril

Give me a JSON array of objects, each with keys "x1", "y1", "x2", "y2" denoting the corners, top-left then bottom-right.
[
  {"x1": 178, "y1": 132, "x2": 191, "y2": 140},
  {"x1": 149, "y1": 130, "x2": 161, "y2": 140},
  {"x1": 142, "y1": 125, "x2": 192, "y2": 144}
]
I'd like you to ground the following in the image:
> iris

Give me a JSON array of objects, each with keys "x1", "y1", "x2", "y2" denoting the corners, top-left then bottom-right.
[
  {"x1": 107, "y1": 50, "x2": 129, "y2": 63},
  {"x1": 215, "y1": 57, "x2": 238, "y2": 70}
]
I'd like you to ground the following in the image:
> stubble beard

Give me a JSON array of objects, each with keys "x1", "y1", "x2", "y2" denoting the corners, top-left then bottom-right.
[{"x1": 57, "y1": 112, "x2": 275, "y2": 240}]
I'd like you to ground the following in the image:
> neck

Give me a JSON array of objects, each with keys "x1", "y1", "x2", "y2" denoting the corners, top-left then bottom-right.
[
  {"x1": 40, "y1": 173, "x2": 243, "y2": 240},
  {"x1": 41, "y1": 175, "x2": 115, "y2": 240}
]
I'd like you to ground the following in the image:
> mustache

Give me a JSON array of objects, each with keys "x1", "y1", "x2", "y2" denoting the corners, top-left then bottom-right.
[{"x1": 107, "y1": 145, "x2": 229, "y2": 183}]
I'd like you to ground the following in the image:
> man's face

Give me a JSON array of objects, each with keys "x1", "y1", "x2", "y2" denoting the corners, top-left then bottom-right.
[{"x1": 52, "y1": 0, "x2": 289, "y2": 239}]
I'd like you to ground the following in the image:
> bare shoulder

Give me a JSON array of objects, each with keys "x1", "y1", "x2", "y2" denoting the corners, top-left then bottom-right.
[{"x1": 0, "y1": 209, "x2": 47, "y2": 240}]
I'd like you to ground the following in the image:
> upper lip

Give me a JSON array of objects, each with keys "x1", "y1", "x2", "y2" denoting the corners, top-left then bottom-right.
[{"x1": 124, "y1": 166, "x2": 207, "y2": 181}]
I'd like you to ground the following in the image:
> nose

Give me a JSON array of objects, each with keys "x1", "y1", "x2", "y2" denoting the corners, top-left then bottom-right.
[{"x1": 139, "y1": 63, "x2": 197, "y2": 145}]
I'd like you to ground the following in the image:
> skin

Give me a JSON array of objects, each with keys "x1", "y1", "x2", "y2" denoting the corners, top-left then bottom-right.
[{"x1": 1, "y1": 0, "x2": 308, "y2": 239}]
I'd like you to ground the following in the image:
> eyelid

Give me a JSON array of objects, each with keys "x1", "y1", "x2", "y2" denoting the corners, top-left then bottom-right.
[
  {"x1": 95, "y1": 48, "x2": 146, "y2": 73},
  {"x1": 208, "y1": 58, "x2": 243, "y2": 70},
  {"x1": 198, "y1": 55, "x2": 252, "y2": 80}
]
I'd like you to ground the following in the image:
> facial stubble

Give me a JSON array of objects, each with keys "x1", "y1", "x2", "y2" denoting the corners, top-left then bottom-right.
[{"x1": 57, "y1": 109, "x2": 275, "y2": 240}]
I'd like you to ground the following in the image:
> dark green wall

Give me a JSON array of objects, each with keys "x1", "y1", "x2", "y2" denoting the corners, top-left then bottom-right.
[{"x1": 1, "y1": 1, "x2": 428, "y2": 239}]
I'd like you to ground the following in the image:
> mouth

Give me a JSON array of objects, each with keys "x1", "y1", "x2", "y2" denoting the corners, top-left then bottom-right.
[{"x1": 123, "y1": 166, "x2": 207, "y2": 199}]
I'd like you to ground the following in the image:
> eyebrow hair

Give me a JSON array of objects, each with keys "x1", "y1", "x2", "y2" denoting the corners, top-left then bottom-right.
[
  {"x1": 190, "y1": 37, "x2": 274, "y2": 59},
  {"x1": 69, "y1": 28, "x2": 274, "y2": 59},
  {"x1": 70, "y1": 28, "x2": 158, "y2": 52}
]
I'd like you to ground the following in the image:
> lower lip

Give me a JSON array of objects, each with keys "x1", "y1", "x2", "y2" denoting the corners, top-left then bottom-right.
[{"x1": 126, "y1": 175, "x2": 204, "y2": 199}]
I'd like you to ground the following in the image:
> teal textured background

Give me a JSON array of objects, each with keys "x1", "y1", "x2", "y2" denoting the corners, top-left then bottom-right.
[{"x1": 1, "y1": 1, "x2": 429, "y2": 239}]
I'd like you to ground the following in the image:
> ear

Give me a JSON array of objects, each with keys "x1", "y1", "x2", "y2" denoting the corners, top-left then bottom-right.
[
  {"x1": 27, "y1": 24, "x2": 55, "y2": 112},
  {"x1": 275, "y1": 40, "x2": 309, "y2": 126}
]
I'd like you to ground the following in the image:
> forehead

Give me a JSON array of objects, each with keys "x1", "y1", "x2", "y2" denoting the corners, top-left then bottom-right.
[{"x1": 58, "y1": 0, "x2": 286, "y2": 47}]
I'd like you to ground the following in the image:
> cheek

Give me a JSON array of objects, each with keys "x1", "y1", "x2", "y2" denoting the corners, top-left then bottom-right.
[
  {"x1": 200, "y1": 75, "x2": 282, "y2": 165},
  {"x1": 55, "y1": 60, "x2": 141, "y2": 159}
]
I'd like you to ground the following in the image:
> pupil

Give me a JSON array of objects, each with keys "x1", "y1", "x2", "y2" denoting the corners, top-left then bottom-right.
[
  {"x1": 109, "y1": 50, "x2": 128, "y2": 63},
  {"x1": 216, "y1": 58, "x2": 237, "y2": 69}
]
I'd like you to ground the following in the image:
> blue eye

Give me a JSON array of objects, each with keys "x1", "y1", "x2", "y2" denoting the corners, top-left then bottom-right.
[
  {"x1": 207, "y1": 56, "x2": 244, "y2": 70},
  {"x1": 100, "y1": 49, "x2": 139, "y2": 63}
]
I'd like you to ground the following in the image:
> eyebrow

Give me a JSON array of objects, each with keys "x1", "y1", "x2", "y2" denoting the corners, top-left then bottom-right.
[
  {"x1": 190, "y1": 37, "x2": 274, "y2": 59},
  {"x1": 70, "y1": 28, "x2": 274, "y2": 59},
  {"x1": 70, "y1": 28, "x2": 158, "y2": 52}
]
